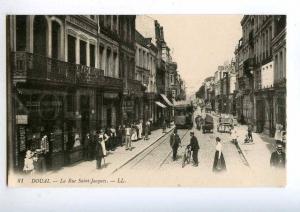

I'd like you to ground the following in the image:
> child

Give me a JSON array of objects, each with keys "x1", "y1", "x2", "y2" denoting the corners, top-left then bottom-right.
[{"x1": 23, "y1": 150, "x2": 37, "y2": 174}]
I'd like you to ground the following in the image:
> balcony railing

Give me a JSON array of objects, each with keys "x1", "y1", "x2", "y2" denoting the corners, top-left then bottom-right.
[
  {"x1": 127, "y1": 79, "x2": 142, "y2": 92},
  {"x1": 12, "y1": 52, "x2": 105, "y2": 86},
  {"x1": 76, "y1": 65, "x2": 103, "y2": 85},
  {"x1": 102, "y1": 76, "x2": 123, "y2": 89}
]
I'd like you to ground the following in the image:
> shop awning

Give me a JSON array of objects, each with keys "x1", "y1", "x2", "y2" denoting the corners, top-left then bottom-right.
[
  {"x1": 155, "y1": 101, "x2": 167, "y2": 108},
  {"x1": 160, "y1": 94, "x2": 174, "y2": 107}
]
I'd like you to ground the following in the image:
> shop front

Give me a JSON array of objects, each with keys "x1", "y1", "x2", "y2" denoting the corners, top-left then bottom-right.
[
  {"x1": 14, "y1": 86, "x2": 66, "y2": 172},
  {"x1": 102, "y1": 92, "x2": 121, "y2": 128},
  {"x1": 242, "y1": 93, "x2": 254, "y2": 125}
]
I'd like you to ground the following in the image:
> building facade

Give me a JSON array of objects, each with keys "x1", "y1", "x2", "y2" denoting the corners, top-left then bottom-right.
[
  {"x1": 118, "y1": 15, "x2": 143, "y2": 124},
  {"x1": 136, "y1": 16, "x2": 176, "y2": 126},
  {"x1": 235, "y1": 15, "x2": 286, "y2": 135},
  {"x1": 272, "y1": 15, "x2": 286, "y2": 131},
  {"x1": 135, "y1": 30, "x2": 157, "y2": 123},
  {"x1": 9, "y1": 15, "x2": 142, "y2": 172},
  {"x1": 235, "y1": 16, "x2": 255, "y2": 125}
]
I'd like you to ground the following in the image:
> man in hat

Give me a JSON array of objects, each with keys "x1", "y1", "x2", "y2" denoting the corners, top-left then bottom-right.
[
  {"x1": 188, "y1": 131, "x2": 200, "y2": 166},
  {"x1": 270, "y1": 143, "x2": 286, "y2": 168},
  {"x1": 169, "y1": 128, "x2": 181, "y2": 161}
]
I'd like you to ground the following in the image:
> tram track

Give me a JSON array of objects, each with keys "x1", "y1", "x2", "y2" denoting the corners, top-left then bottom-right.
[
  {"x1": 110, "y1": 128, "x2": 175, "y2": 175},
  {"x1": 158, "y1": 129, "x2": 190, "y2": 168},
  {"x1": 111, "y1": 128, "x2": 190, "y2": 174}
]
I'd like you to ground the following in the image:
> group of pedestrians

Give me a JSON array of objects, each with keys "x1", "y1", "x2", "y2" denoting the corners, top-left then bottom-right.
[
  {"x1": 93, "y1": 120, "x2": 152, "y2": 169},
  {"x1": 170, "y1": 128, "x2": 226, "y2": 172}
]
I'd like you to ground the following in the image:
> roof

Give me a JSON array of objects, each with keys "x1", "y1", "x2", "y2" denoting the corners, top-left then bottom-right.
[{"x1": 135, "y1": 30, "x2": 151, "y2": 48}]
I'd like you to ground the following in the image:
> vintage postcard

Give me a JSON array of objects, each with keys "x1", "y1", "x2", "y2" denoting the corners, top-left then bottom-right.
[{"x1": 6, "y1": 15, "x2": 286, "y2": 187}]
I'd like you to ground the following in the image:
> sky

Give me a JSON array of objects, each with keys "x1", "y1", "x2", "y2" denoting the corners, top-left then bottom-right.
[{"x1": 151, "y1": 15, "x2": 243, "y2": 97}]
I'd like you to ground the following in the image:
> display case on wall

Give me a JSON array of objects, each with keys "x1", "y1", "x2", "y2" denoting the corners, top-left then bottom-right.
[{"x1": 49, "y1": 129, "x2": 64, "y2": 170}]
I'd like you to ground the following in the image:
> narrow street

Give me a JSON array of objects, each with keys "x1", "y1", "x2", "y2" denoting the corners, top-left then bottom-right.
[{"x1": 111, "y1": 107, "x2": 258, "y2": 186}]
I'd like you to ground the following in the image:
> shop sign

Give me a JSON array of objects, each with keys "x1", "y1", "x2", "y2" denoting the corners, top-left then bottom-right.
[
  {"x1": 104, "y1": 92, "x2": 119, "y2": 99},
  {"x1": 18, "y1": 126, "x2": 26, "y2": 152},
  {"x1": 16, "y1": 115, "x2": 28, "y2": 125}
]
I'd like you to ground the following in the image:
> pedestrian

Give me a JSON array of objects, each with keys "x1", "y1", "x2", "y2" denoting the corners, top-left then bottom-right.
[
  {"x1": 105, "y1": 127, "x2": 112, "y2": 151},
  {"x1": 230, "y1": 127, "x2": 238, "y2": 145},
  {"x1": 162, "y1": 119, "x2": 167, "y2": 133},
  {"x1": 121, "y1": 124, "x2": 126, "y2": 146},
  {"x1": 95, "y1": 131, "x2": 105, "y2": 169},
  {"x1": 36, "y1": 133, "x2": 48, "y2": 173},
  {"x1": 83, "y1": 133, "x2": 90, "y2": 160},
  {"x1": 99, "y1": 129, "x2": 108, "y2": 156},
  {"x1": 144, "y1": 120, "x2": 150, "y2": 140},
  {"x1": 274, "y1": 124, "x2": 284, "y2": 145},
  {"x1": 125, "y1": 124, "x2": 132, "y2": 151},
  {"x1": 23, "y1": 150, "x2": 37, "y2": 174},
  {"x1": 131, "y1": 123, "x2": 138, "y2": 142},
  {"x1": 247, "y1": 124, "x2": 253, "y2": 141},
  {"x1": 110, "y1": 126, "x2": 116, "y2": 150},
  {"x1": 187, "y1": 132, "x2": 199, "y2": 166},
  {"x1": 270, "y1": 143, "x2": 286, "y2": 168},
  {"x1": 212, "y1": 137, "x2": 226, "y2": 173},
  {"x1": 169, "y1": 128, "x2": 181, "y2": 161},
  {"x1": 137, "y1": 120, "x2": 143, "y2": 140},
  {"x1": 89, "y1": 130, "x2": 97, "y2": 160},
  {"x1": 116, "y1": 125, "x2": 123, "y2": 147}
]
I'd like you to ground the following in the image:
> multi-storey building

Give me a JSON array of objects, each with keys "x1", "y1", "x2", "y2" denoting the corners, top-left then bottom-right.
[
  {"x1": 135, "y1": 30, "x2": 157, "y2": 123},
  {"x1": 235, "y1": 15, "x2": 286, "y2": 135},
  {"x1": 118, "y1": 15, "x2": 143, "y2": 124},
  {"x1": 98, "y1": 15, "x2": 123, "y2": 130},
  {"x1": 8, "y1": 15, "x2": 137, "y2": 172},
  {"x1": 136, "y1": 16, "x2": 175, "y2": 126},
  {"x1": 272, "y1": 15, "x2": 286, "y2": 131},
  {"x1": 252, "y1": 15, "x2": 275, "y2": 134},
  {"x1": 235, "y1": 16, "x2": 255, "y2": 125}
]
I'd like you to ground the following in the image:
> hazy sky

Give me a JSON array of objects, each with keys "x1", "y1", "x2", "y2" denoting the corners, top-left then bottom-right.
[{"x1": 151, "y1": 15, "x2": 242, "y2": 96}]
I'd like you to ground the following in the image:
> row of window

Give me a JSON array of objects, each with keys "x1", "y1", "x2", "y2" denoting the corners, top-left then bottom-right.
[
  {"x1": 135, "y1": 47, "x2": 155, "y2": 74},
  {"x1": 14, "y1": 16, "x2": 138, "y2": 79},
  {"x1": 99, "y1": 15, "x2": 119, "y2": 33},
  {"x1": 274, "y1": 49, "x2": 286, "y2": 83}
]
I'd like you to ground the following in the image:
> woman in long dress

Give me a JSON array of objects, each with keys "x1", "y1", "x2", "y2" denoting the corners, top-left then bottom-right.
[
  {"x1": 95, "y1": 133, "x2": 105, "y2": 169},
  {"x1": 212, "y1": 137, "x2": 226, "y2": 172},
  {"x1": 131, "y1": 124, "x2": 138, "y2": 142},
  {"x1": 99, "y1": 129, "x2": 109, "y2": 156}
]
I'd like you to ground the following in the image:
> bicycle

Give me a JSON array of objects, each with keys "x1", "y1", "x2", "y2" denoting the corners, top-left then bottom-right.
[{"x1": 182, "y1": 145, "x2": 192, "y2": 168}]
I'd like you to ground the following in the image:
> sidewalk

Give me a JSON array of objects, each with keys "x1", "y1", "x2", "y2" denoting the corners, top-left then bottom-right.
[
  {"x1": 211, "y1": 113, "x2": 277, "y2": 172},
  {"x1": 234, "y1": 124, "x2": 277, "y2": 173},
  {"x1": 47, "y1": 125, "x2": 175, "y2": 179}
]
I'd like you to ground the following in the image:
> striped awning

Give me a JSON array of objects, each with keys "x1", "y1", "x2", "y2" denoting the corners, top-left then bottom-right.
[
  {"x1": 160, "y1": 94, "x2": 174, "y2": 107},
  {"x1": 155, "y1": 101, "x2": 167, "y2": 108}
]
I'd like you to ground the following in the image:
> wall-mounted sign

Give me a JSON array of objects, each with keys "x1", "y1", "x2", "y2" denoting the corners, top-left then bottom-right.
[{"x1": 16, "y1": 115, "x2": 28, "y2": 125}]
